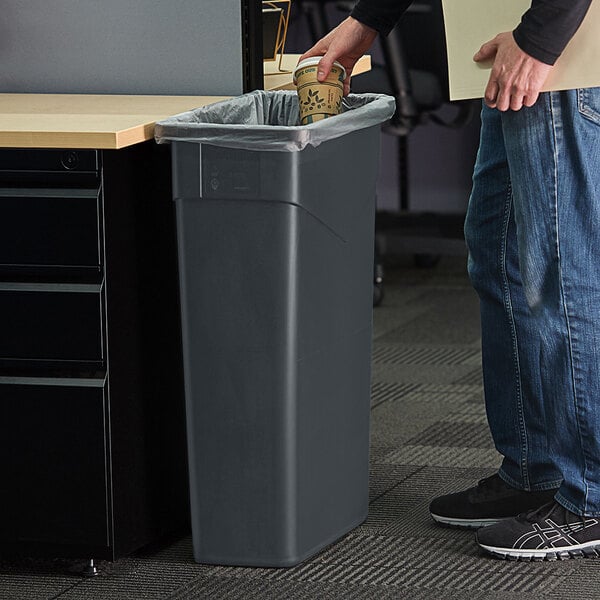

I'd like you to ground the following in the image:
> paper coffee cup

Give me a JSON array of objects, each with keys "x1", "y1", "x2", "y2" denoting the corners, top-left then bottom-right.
[{"x1": 294, "y1": 57, "x2": 346, "y2": 125}]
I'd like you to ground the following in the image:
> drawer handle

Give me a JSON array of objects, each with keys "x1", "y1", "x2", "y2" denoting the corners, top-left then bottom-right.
[
  {"x1": 0, "y1": 376, "x2": 106, "y2": 387},
  {"x1": 0, "y1": 282, "x2": 102, "y2": 293},
  {"x1": 0, "y1": 188, "x2": 98, "y2": 199}
]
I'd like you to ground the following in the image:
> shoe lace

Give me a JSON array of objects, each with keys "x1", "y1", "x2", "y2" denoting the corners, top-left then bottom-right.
[
  {"x1": 471, "y1": 474, "x2": 507, "y2": 500},
  {"x1": 522, "y1": 500, "x2": 557, "y2": 523},
  {"x1": 521, "y1": 500, "x2": 586, "y2": 532}
]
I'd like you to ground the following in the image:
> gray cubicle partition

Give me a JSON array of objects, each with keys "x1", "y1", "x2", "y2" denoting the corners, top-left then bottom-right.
[{"x1": 1, "y1": 0, "x2": 245, "y2": 95}]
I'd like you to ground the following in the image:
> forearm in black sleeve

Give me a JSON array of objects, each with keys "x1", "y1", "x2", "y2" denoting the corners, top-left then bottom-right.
[
  {"x1": 350, "y1": 0, "x2": 414, "y2": 36},
  {"x1": 513, "y1": 0, "x2": 592, "y2": 65}
]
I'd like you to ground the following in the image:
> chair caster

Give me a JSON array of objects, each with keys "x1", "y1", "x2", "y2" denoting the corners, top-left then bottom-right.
[
  {"x1": 373, "y1": 282, "x2": 384, "y2": 307},
  {"x1": 373, "y1": 261, "x2": 384, "y2": 306}
]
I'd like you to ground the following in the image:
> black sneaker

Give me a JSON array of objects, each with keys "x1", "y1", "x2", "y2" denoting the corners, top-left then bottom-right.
[
  {"x1": 429, "y1": 474, "x2": 559, "y2": 529},
  {"x1": 476, "y1": 501, "x2": 600, "y2": 561}
]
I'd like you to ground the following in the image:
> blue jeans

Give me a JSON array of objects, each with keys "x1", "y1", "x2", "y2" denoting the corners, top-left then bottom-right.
[{"x1": 464, "y1": 88, "x2": 600, "y2": 517}]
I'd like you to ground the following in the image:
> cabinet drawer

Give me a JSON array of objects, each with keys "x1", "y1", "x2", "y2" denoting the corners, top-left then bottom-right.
[
  {"x1": 0, "y1": 284, "x2": 103, "y2": 362},
  {"x1": 0, "y1": 380, "x2": 109, "y2": 547},
  {"x1": 0, "y1": 150, "x2": 99, "y2": 188},
  {"x1": 0, "y1": 149, "x2": 98, "y2": 173},
  {"x1": 0, "y1": 188, "x2": 100, "y2": 268}
]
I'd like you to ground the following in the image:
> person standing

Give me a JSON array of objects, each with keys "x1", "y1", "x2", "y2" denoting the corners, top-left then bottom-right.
[{"x1": 300, "y1": 0, "x2": 600, "y2": 560}]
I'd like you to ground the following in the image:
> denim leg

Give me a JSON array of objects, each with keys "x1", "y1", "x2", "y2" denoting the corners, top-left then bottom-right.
[
  {"x1": 501, "y1": 89, "x2": 600, "y2": 516},
  {"x1": 465, "y1": 104, "x2": 562, "y2": 493}
]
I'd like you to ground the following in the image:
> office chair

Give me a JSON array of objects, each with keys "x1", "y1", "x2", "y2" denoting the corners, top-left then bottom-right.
[
  {"x1": 350, "y1": 1, "x2": 478, "y2": 265},
  {"x1": 299, "y1": 0, "x2": 478, "y2": 304},
  {"x1": 297, "y1": 0, "x2": 331, "y2": 41}
]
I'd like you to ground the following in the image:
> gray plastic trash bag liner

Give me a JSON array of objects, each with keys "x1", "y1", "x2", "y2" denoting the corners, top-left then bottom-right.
[{"x1": 154, "y1": 90, "x2": 395, "y2": 152}]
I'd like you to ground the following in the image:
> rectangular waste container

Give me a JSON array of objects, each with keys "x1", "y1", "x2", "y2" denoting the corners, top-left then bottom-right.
[{"x1": 155, "y1": 91, "x2": 395, "y2": 567}]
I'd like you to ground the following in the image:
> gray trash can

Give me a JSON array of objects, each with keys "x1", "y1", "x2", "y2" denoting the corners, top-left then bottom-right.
[{"x1": 155, "y1": 90, "x2": 395, "y2": 567}]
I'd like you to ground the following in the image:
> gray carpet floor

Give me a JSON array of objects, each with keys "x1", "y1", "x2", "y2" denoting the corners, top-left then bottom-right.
[{"x1": 2, "y1": 256, "x2": 600, "y2": 599}]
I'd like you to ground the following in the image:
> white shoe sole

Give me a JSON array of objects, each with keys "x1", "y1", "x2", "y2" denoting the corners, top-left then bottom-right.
[
  {"x1": 430, "y1": 512, "x2": 500, "y2": 529},
  {"x1": 478, "y1": 539, "x2": 600, "y2": 561}
]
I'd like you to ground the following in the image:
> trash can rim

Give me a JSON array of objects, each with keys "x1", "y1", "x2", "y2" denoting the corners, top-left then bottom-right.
[{"x1": 154, "y1": 91, "x2": 396, "y2": 152}]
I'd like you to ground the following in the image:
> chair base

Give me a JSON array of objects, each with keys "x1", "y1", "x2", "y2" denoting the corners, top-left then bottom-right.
[{"x1": 375, "y1": 211, "x2": 467, "y2": 259}]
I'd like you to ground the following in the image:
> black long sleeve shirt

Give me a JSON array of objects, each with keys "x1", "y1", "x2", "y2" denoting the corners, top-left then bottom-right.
[{"x1": 350, "y1": 0, "x2": 592, "y2": 65}]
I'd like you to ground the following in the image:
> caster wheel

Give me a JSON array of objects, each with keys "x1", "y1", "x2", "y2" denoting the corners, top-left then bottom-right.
[
  {"x1": 373, "y1": 261, "x2": 384, "y2": 307},
  {"x1": 373, "y1": 283, "x2": 384, "y2": 306}
]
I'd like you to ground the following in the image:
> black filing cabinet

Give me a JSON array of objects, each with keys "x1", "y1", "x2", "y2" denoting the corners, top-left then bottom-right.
[{"x1": 0, "y1": 144, "x2": 189, "y2": 560}]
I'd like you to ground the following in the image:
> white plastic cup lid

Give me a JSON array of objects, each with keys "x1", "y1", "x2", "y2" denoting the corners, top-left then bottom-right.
[{"x1": 293, "y1": 57, "x2": 346, "y2": 83}]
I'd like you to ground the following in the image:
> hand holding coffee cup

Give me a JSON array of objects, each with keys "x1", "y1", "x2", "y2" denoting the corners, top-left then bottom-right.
[{"x1": 294, "y1": 57, "x2": 346, "y2": 125}]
